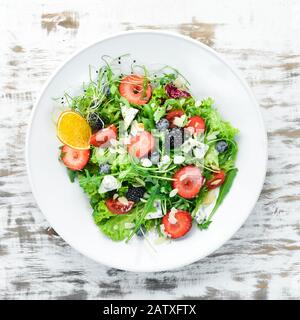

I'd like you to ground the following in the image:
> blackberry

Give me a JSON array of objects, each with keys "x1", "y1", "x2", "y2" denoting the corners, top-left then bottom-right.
[
  {"x1": 99, "y1": 163, "x2": 111, "y2": 174},
  {"x1": 149, "y1": 151, "x2": 160, "y2": 164},
  {"x1": 126, "y1": 186, "x2": 146, "y2": 203},
  {"x1": 156, "y1": 118, "x2": 169, "y2": 131},
  {"x1": 136, "y1": 225, "x2": 146, "y2": 238},
  {"x1": 215, "y1": 140, "x2": 228, "y2": 153},
  {"x1": 88, "y1": 113, "x2": 104, "y2": 132},
  {"x1": 166, "y1": 127, "x2": 184, "y2": 149}
]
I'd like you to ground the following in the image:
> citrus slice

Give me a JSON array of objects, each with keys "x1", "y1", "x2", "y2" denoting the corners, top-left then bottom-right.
[{"x1": 56, "y1": 111, "x2": 91, "y2": 150}]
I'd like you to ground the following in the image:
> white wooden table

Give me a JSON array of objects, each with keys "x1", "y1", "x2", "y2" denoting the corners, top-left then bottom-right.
[{"x1": 1, "y1": 0, "x2": 300, "y2": 299}]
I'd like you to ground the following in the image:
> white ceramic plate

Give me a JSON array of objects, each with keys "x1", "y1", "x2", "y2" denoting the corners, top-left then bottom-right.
[{"x1": 26, "y1": 31, "x2": 267, "y2": 272}]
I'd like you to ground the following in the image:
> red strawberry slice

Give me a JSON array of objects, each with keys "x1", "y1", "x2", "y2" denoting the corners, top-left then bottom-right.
[
  {"x1": 105, "y1": 198, "x2": 134, "y2": 214},
  {"x1": 61, "y1": 145, "x2": 90, "y2": 171},
  {"x1": 162, "y1": 210, "x2": 192, "y2": 239},
  {"x1": 90, "y1": 124, "x2": 117, "y2": 147},
  {"x1": 185, "y1": 115, "x2": 206, "y2": 134},
  {"x1": 119, "y1": 75, "x2": 152, "y2": 105},
  {"x1": 165, "y1": 109, "x2": 185, "y2": 128},
  {"x1": 206, "y1": 171, "x2": 226, "y2": 190},
  {"x1": 128, "y1": 130, "x2": 155, "y2": 158},
  {"x1": 172, "y1": 165, "x2": 203, "y2": 199}
]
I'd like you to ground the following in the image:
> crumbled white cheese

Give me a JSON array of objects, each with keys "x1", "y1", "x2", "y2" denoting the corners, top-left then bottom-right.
[
  {"x1": 158, "y1": 155, "x2": 171, "y2": 169},
  {"x1": 180, "y1": 137, "x2": 198, "y2": 153},
  {"x1": 98, "y1": 175, "x2": 121, "y2": 194},
  {"x1": 168, "y1": 209, "x2": 178, "y2": 224},
  {"x1": 145, "y1": 200, "x2": 163, "y2": 219},
  {"x1": 141, "y1": 158, "x2": 152, "y2": 167},
  {"x1": 173, "y1": 114, "x2": 187, "y2": 127},
  {"x1": 121, "y1": 105, "x2": 139, "y2": 129},
  {"x1": 124, "y1": 222, "x2": 135, "y2": 229},
  {"x1": 195, "y1": 206, "x2": 207, "y2": 224},
  {"x1": 193, "y1": 143, "x2": 209, "y2": 159},
  {"x1": 173, "y1": 155, "x2": 185, "y2": 164},
  {"x1": 169, "y1": 188, "x2": 178, "y2": 198}
]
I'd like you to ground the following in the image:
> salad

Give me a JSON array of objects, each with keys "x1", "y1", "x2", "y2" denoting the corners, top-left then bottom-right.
[{"x1": 56, "y1": 55, "x2": 239, "y2": 243}]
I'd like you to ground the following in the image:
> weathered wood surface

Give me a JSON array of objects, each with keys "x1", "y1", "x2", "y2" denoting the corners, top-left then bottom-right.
[{"x1": 1, "y1": 0, "x2": 300, "y2": 299}]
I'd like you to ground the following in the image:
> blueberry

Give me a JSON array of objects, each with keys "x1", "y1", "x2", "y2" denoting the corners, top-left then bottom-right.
[
  {"x1": 88, "y1": 113, "x2": 104, "y2": 132},
  {"x1": 156, "y1": 118, "x2": 169, "y2": 131},
  {"x1": 136, "y1": 225, "x2": 146, "y2": 237},
  {"x1": 149, "y1": 151, "x2": 160, "y2": 164},
  {"x1": 215, "y1": 140, "x2": 228, "y2": 153},
  {"x1": 99, "y1": 163, "x2": 111, "y2": 174},
  {"x1": 126, "y1": 186, "x2": 145, "y2": 203},
  {"x1": 104, "y1": 86, "x2": 110, "y2": 97}
]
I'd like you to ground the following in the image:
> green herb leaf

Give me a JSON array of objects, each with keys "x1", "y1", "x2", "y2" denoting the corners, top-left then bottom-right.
[{"x1": 208, "y1": 168, "x2": 238, "y2": 220}]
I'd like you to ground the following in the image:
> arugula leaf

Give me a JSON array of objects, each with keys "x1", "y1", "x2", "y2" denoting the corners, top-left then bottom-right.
[
  {"x1": 140, "y1": 104, "x2": 155, "y2": 130},
  {"x1": 126, "y1": 185, "x2": 159, "y2": 242},
  {"x1": 208, "y1": 168, "x2": 238, "y2": 220}
]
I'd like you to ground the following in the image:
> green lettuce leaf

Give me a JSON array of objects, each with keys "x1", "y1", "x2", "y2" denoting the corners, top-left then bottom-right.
[
  {"x1": 204, "y1": 145, "x2": 219, "y2": 170},
  {"x1": 93, "y1": 201, "x2": 141, "y2": 241}
]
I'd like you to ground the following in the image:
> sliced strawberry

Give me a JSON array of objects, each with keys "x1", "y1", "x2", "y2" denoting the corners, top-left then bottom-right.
[
  {"x1": 162, "y1": 210, "x2": 192, "y2": 239},
  {"x1": 165, "y1": 109, "x2": 185, "y2": 128},
  {"x1": 172, "y1": 165, "x2": 203, "y2": 199},
  {"x1": 61, "y1": 145, "x2": 90, "y2": 171},
  {"x1": 119, "y1": 75, "x2": 152, "y2": 105},
  {"x1": 90, "y1": 124, "x2": 117, "y2": 147},
  {"x1": 128, "y1": 130, "x2": 155, "y2": 158},
  {"x1": 105, "y1": 198, "x2": 134, "y2": 214},
  {"x1": 206, "y1": 171, "x2": 226, "y2": 190},
  {"x1": 185, "y1": 115, "x2": 206, "y2": 134}
]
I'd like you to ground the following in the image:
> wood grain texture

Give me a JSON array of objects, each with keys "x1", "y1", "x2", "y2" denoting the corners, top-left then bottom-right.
[{"x1": 1, "y1": 0, "x2": 300, "y2": 299}]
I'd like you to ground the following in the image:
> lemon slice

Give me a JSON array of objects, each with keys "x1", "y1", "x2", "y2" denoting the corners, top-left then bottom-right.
[{"x1": 56, "y1": 111, "x2": 91, "y2": 149}]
